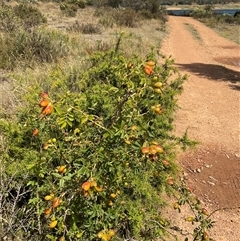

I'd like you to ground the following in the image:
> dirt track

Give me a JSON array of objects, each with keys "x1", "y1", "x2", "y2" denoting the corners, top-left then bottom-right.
[{"x1": 161, "y1": 16, "x2": 240, "y2": 241}]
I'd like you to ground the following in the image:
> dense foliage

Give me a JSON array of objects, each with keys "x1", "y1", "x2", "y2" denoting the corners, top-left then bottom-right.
[{"x1": 0, "y1": 35, "x2": 189, "y2": 240}]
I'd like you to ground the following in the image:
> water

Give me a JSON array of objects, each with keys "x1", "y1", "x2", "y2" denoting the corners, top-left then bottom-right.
[
  {"x1": 167, "y1": 9, "x2": 240, "y2": 16},
  {"x1": 214, "y1": 9, "x2": 239, "y2": 15}
]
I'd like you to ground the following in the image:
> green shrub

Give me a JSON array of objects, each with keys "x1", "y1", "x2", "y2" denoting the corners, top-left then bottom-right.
[
  {"x1": 190, "y1": 5, "x2": 214, "y2": 19},
  {"x1": 107, "y1": 0, "x2": 122, "y2": 8},
  {"x1": 113, "y1": 8, "x2": 141, "y2": 27},
  {"x1": 0, "y1": 36, "x2": 189, "y2": 240},
  {"x1": 60, "y1": 3, "x2": 78, "y2": 17},
  {"x1": 66, "y1": 0, "x2": 86, "y2": 8},
  {"x1": 94, "y1": 7, "x2": 115, "y2": 28},
  {"x1": 0, "y1": 28, "x2": 69, "y2": 70},
  {"x1": 120, "y1": 0, "x2": 145, "y2": 11},
  {"x1": 13, "y1": 3, "x2": 47, "y2": 29}
]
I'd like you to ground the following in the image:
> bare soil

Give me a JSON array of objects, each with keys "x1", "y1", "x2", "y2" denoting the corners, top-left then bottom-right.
[{"x1": 161, "y1": 16, "x2": 240, "y2": 241}]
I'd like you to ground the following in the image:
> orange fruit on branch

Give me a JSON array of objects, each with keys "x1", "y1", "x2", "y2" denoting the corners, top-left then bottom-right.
[
  {"x1": 44, "y1": 208, "x2": 51, "y2": 216},
  {"x1": 149, "y1": 145, "x2": 157, "y2": 155},
  {"x1": 155, "y1": 144, "x2": 164, "y2": 153},
  {"x1": 41, "y1": 92, "x2": 48, "y2": 99},
  {"x1": 141, "y1": 146, "x2": 149, "y2": 154},
  {"x1": 43, "y1": 143, "x2": 49, "y2": 150},
  {"x1": 110, "y1": 193, "x2": 117, "y2": 198},
  {"x1": 202, "y1": 208, "x2": 209, "y2": 216},
  {"x1": 39, "y1": 99, "x2": 50, "y2": 107},
  {"x1": 186, "y1": 216, "x2": 195, "y2": 222},
  {"x1": 90, "y1": 180, "x2": 97, "y2": 188},
  {"x1": 58, "y1": 166, "x2": 66, "y2": 174},
  {"x1": 32, "y1": 128, "x2": 39, "y2": 136},
  {"x1": 49, "y1": 220, "x2": 58, "y2": 228},
  {"x1": 144, "y1": 65, "x2": 153, "y2": 75},
  {"x1": 52, "y1": 197, "x2": 62, "y2": 208},
  {"x1": 44, "y1": 195, "x2": 53, "y2": 201},
  {"x1": 95, "y1": 185, "x2": 103, "y2": 192},
  {"x1": 167, "y1": 178, "x2": 174, "y2": 185},
  {"x1": 41, "y1": 103, "x2": 53, "y2": 115},
  {"x1": 146, "y1": 60, "x2": 155, "y2": 66},
  {"x1": 82, "y1": 181, "x2": 91, "y2": 191},
  {"x1": 108, "y1": 229, "x2": 115, "y2": 237}
]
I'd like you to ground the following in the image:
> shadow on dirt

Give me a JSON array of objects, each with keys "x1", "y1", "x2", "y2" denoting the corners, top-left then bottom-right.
[
  {"x1": 229, "y1": 84, "x2": 240, "y2": 91},
  {"x1": 176, "y1": 63, "x2": 240, "y2": 89}
]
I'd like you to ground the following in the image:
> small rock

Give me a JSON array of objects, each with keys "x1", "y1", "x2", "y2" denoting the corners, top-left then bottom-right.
[
  {"x1": 208, "y1": 181, "x2": 215, "y2": 186},
  {"x1": 196, "y1": 168, "x2": 201, "y2": 173},
  {"x1": 235, "y1": 154, "x2": 240, "y2": 158}
]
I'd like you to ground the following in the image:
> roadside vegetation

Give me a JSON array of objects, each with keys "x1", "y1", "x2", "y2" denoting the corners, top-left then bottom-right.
[
  {"x1": 0, "y1": 0, "x2": 237, "y2": 240},
  {"x1": 190, "y1": 4, "x2": 240, "y2": 44}
]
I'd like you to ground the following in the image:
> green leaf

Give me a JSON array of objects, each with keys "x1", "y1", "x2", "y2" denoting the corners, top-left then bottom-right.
[
  {"x1": 81, "y1": 116, "x2": 88, "y2": 124},
  {"x1": 27, "y1": 180, "x2": 37, "y2": 187},
  {"x1": 103, "y1": 132, "x2": 109, "y2": 139},
  {"x1": 28, "y1": 197, "x2": 39, "y2": 205},
  {"x1": 60, "y1": 121, "x2": 67, "y2": 129},
  {"x1": 59, "y1": 178, "x2": 65, "y2": 188},
  {"x1": 109, "y1": 86, "x2": 119, "y2": 93},
  {"x1": 52, "y1": 173, "x2": 63, "y2": 178},
  {"x1": 26, "y1": 162, "x2": 36, "y2": 170}
]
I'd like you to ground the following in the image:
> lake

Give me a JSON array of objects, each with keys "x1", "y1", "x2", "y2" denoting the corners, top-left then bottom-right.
[{"x1": 167, "y1": 9, "x2": 240, "y2": 16}]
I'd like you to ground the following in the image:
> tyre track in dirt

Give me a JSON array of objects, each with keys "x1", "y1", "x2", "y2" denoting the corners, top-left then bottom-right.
[{"x1": 160, "y1": 16, "x2": 240, "y2": 241}]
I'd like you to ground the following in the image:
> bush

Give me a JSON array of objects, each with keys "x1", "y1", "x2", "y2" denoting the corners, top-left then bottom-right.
[
  {"x1": 0, "y1": 35, "x2": 189, "y2": 240},
  {"x1": 13, "y1": 3, "x2": 47, "y2": 29},
  {"x1": 107, "y1": 0, "x2": 122, "y2": 8},
  {"x1": 113, "y1": 8, "x2": 141, "y2": 27},
  {"x1": 121, "y1": 0, "x2": 145, "y2": 11},
  {"x1": 0, "y1": 28, "x2": 69, "y2": 70},
  {"x1": 60, "y1": 3, "x2": 78, "y2": 17},
  {"x1": 94, "y1": 7, "x2": 115, "y2": 28},
  {"x1": 66, "y1": 0, "x2": 87, "y2": 8},
  {"x1": 190, "y1": 5, "x2": 214, "y2": 19}
]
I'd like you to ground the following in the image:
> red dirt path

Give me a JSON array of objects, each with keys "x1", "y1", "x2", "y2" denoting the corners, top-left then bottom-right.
[{"x1": 161, "y1": 16, "x2": 240, "y2": 241}]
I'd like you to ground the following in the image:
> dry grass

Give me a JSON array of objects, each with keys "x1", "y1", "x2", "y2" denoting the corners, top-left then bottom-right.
[
  {"x1": 39, "y1": 4, "x2": 167, "y2": 58},
  {"x1": 212, "y1": 24, "x2": 240, "y2": 44},
  {"x1": 184, "y1": 22, "x2": 203, "y2": 42}
]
